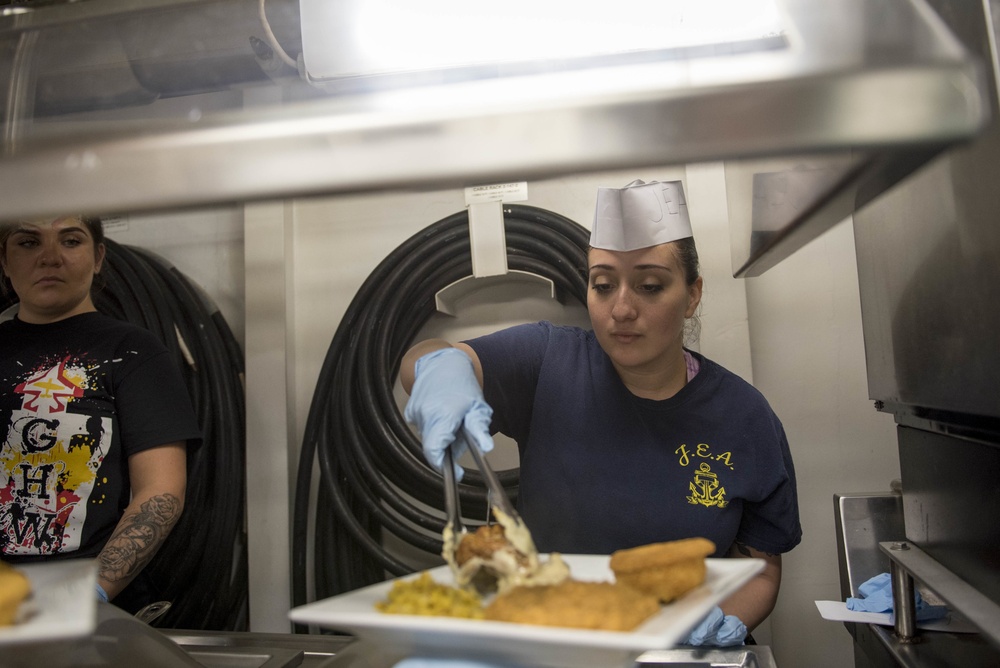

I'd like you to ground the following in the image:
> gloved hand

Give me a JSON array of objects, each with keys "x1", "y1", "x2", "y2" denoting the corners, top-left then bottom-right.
[
  {"x1": 404, "y1": 348, "x2": 494, "y2": 482},
  {"x1": 846, "y1": 572, "x2": 947, "y2": 622},
  {"x1": 96, "y1": 582, "x2": 109, "y2": 602},
  {"x1": 683, "y1": 606, "x2": 747, "y2": 646}
]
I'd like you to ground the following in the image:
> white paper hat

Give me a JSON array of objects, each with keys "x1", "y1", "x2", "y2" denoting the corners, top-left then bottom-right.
[{"x1": 590, "y1": 179, "x2": 692, "y2": 251}]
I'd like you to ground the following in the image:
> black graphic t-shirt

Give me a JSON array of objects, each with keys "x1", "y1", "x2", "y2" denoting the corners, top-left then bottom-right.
[{"x1": 0, "y1": 312, "x2": 201, "y2": 562}]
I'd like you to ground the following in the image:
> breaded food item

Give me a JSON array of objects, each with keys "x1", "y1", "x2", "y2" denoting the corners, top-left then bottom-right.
[
  {"x1": 456, "y1": 524, "x2": 526, "y2": 568},
  {"x1": 610, "y1": 537, "x2": 715, "y2": 603},
  {"x1": 376, "y1": 572, "x2": 484, "y2": 619},
  {"x1": 0, "y1": 562, "x2": 32, "y2": 626},
  {"x1": 484, "y1": 579, "x2": 660, "y2": 631}
]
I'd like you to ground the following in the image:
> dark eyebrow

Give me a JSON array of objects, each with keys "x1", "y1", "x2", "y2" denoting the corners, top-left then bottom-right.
[
  {"x1": 10, "y1": 225, "x2": 88, "y2": 237},
  {"x1": 588, "y1": 263, "x2": 674, "y2": 272}
]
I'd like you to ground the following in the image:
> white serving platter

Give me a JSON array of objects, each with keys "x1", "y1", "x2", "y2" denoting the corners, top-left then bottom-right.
[
  {"x1": 0, "y1": 559, "x2": 98, "y2": 645},
  {"x1": 290, "y1": 554, "x2": 764, "y2": 667}
]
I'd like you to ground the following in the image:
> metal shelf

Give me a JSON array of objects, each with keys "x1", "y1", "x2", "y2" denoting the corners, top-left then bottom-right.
[{"x1": 0, "y1": 0, "x2": 987, "y2": 280}]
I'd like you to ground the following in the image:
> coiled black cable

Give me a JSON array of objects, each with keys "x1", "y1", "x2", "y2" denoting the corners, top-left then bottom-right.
[
  {"x1": 2, "y1": 239, "x2": 249, "y2": 631},
  {"x1": 293, "y1": 204, "x2": 590, "y2": 616}
]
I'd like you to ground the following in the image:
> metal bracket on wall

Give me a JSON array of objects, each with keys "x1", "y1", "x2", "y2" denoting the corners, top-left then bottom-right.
[
  {"x1": 434, "y1": 270, "x2": 556, "y2": 316},
  {"x1": 434, "y1": 182, "x2": 556, "y2": 315}
]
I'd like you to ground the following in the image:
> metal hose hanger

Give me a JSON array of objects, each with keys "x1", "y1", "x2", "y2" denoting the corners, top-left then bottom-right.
[
  {"x1": 2, "y1": 240, "x2": 250, "y2": 631},
  {"x1": 292, "y1": 204, "x2": 590, "y2": 617}
]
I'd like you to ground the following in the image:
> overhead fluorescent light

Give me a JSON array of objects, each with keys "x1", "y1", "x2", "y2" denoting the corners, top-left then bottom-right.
[{"x1": 300, "y1": 0, "x2": 786, "y2": 82}]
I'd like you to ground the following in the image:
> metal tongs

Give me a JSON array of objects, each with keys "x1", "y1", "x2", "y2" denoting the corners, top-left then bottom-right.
[
  {"x1": 441, "y1": 427, "x2": 536, "y2": 563},
  {"x1": 441, "y1": 441, "x2": 466, "y2": 547}
]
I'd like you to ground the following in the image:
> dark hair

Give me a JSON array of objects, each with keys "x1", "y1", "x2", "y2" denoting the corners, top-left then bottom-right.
[
  {"x1": 0, "y1": 215, "x2": 105, "y2": 298},
  {"x1": 80, "y1": 215, "x2": 106, "y2": 248},
  {"x1": 672, "y1": 237, "x2": 701, "y2": 286},
  {"x1": 585, "y1": 237, "x2": 703, "y2": 338},
  {"x1": 673, "y1": 237, "x2": 702, "y2": 345}
]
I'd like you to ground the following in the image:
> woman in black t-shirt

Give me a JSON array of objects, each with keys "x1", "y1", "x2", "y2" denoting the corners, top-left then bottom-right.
[{"x1": 0, "y1": 215, "x2": 201, "y2": 609}]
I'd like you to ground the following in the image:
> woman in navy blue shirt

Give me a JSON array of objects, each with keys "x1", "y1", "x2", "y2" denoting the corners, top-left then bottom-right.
[{"x1": 401, "y1": 180, "x2": 801, "y2": 646}]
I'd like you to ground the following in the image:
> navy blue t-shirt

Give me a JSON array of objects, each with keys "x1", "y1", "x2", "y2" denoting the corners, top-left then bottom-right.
[{"x1": 465, "y1": 321, "x2": 802, "y2": 557}]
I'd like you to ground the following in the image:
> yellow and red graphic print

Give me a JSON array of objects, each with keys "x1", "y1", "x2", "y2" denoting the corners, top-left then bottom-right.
[
  {"x1": 1, "y1": 357, "x2": 110, "y2": 555},
  {"x1": 675, "y1": 442, "x2": 732, "y2": 508}
]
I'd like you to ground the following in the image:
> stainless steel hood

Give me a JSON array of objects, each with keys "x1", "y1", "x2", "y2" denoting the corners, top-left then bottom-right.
[{"x1": 0, "y1": 0, "x2": 989, "y2": 277}]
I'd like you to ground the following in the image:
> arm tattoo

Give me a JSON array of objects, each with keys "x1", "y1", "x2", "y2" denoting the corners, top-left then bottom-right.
[
  {"x1": 99, "y1": 494, "x2": 182, "y2": 585},
  {"x1": 733, "y1": 540, "x2": 778, "y2": 558}
]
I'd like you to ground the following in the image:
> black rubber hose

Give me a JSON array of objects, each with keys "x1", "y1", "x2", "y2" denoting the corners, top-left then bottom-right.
[
  {"x1": 292, "y1": 205, "x2": 589, "y2": 616},
  {"x1": 0, "y1": 239, "x2": 249, "y2": 631},
  {"x1": 102, "y1": 241, "x2": 248, "y2": 631}
]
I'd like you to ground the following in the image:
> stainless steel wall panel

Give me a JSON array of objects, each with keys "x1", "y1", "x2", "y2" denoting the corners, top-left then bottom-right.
[
  {"x1": 853, "y1": 0, "x2": 1000, "y2": 420},
  {"x1": 898, "y1": 426, "x2": 1000, "y2": 612}
]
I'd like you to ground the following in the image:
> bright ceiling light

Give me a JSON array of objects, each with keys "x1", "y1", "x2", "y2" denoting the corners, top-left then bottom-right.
[{"x1": 301, "y1": 0, "x2": 785, "y2": 81}]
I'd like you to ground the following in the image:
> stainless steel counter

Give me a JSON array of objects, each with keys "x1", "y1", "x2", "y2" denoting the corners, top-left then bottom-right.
[
  {"x1": 9, "y1": 603, "x2": 777, "y2": 668},
  {"x1": 635, "y1": 647, "x2": 777, "y2": 667},
  {"x1": 165, "y1": 631, "x2": 778, "y2": 668},
  {"x1": 164, "y1": 629, "x2": 351, "y2": 668}
]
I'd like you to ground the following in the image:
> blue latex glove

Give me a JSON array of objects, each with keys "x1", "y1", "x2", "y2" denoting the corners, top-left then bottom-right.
[
  {"x1": 404, "y1": 348, "x2": 494, "y2": 482},
  {"x1": 846, "y1": 572, "x2": 948, "y2": 622},
  {"x1": 96, "y1": 582, "x2": 109, "y2": 602},
  {"x1": 683, "y1": 605, "x2": 747, "y2": 647}
]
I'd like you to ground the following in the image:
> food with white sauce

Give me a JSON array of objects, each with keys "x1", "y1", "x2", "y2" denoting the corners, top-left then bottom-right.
[{"x1": 442, "y1": 510, "x2": 569, "y2": 595}]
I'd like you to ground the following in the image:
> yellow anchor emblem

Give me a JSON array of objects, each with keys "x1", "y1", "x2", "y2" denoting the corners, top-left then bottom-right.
[{"x1": 687, "y1": 462, "x2": 728, "y2": 508}]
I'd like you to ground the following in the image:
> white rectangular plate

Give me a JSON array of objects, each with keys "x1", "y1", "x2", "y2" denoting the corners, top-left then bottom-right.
[
  {"x1": 290, "y1": 555, "x2": 763, "y2": 666},
  {"x1": 0, "y1": 560, "x2": 98, "y2": 645}
]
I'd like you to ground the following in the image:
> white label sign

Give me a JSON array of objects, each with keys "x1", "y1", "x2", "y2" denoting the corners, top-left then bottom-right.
[
  {"x1": 101, "y1": 215, "x2": 129, "y2": 235},
  {"x1": 464, "y1": 182, "x2": 528, "y2": 205}
]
